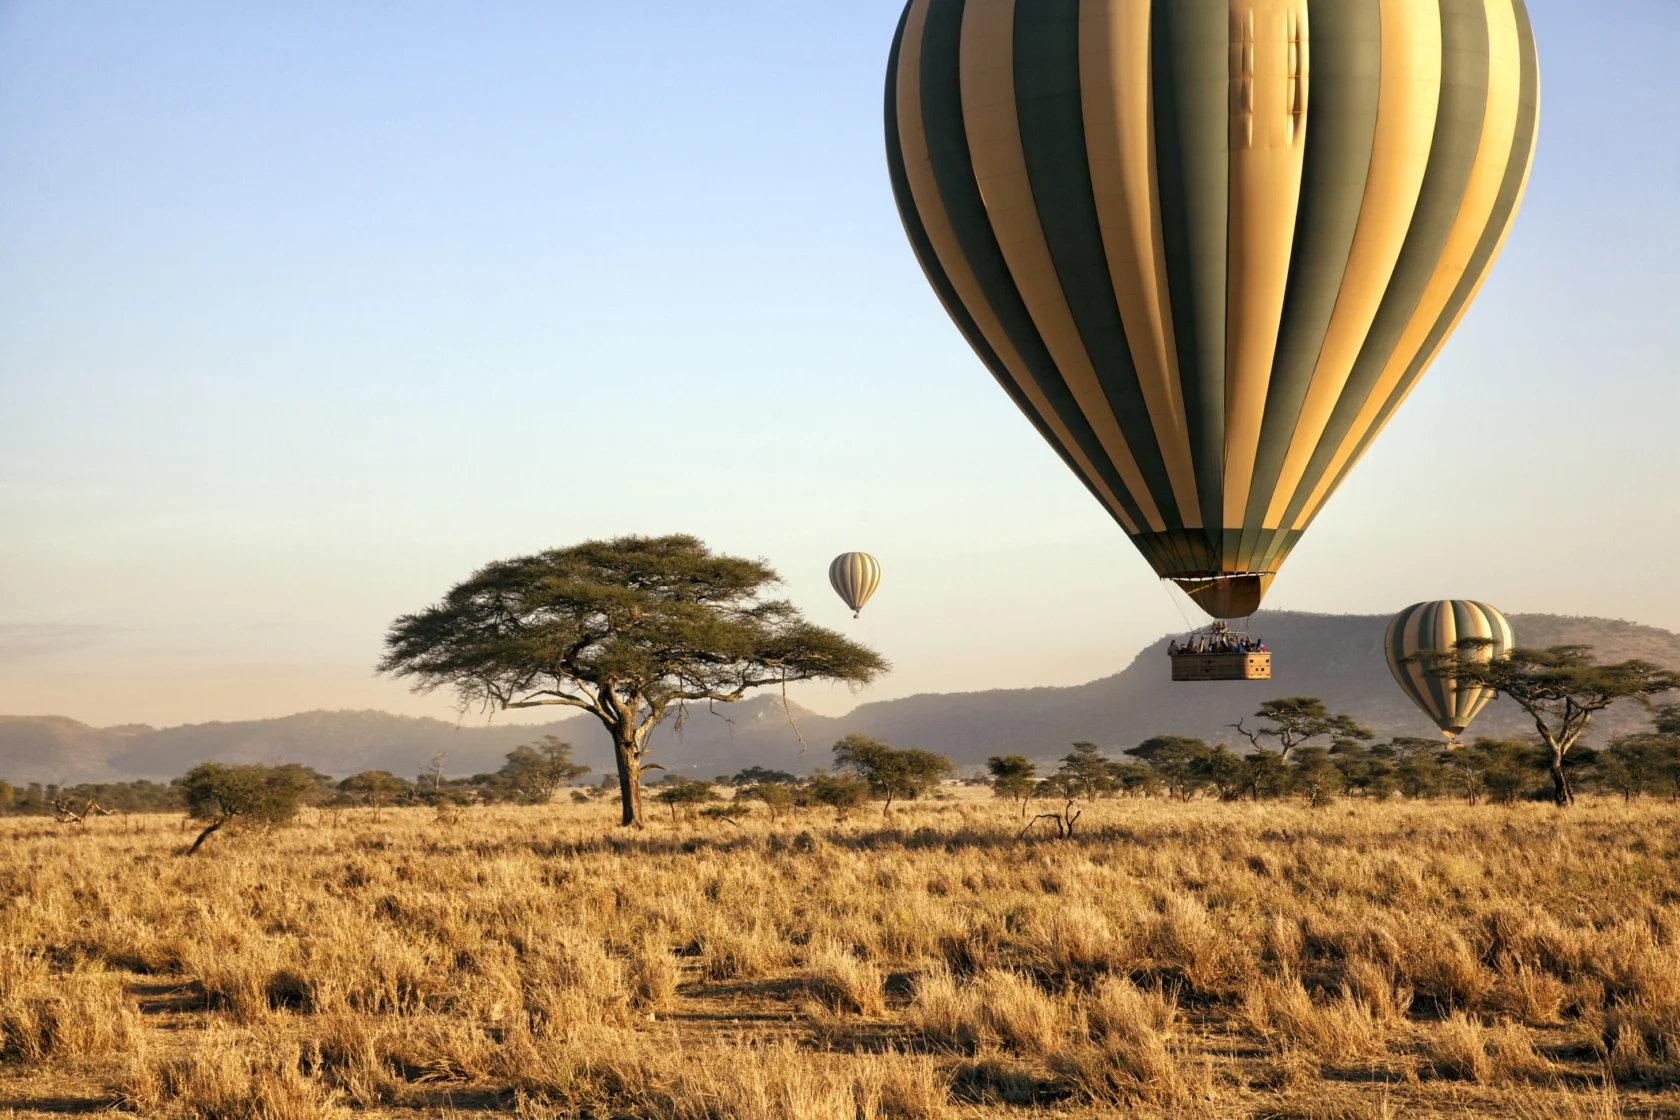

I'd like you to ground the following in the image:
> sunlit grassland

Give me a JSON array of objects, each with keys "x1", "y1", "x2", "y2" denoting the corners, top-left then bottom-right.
[{"x1": 3, "y1": 793, "x2": 1676, "y2": 1118}]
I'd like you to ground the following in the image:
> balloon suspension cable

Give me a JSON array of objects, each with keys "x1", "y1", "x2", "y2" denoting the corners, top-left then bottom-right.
[
  {"x1": 1159, "y1": 579, "x2": 1198, "y2": 638},
  {"x1": 781, "y1": 676, "x2": 810, "y2": 755}
]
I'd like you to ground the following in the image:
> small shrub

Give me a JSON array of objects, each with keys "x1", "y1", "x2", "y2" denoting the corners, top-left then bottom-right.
[
  {"x1": 805, "y1": 939, "x2": 885, "y2": 1016},
  {"x1": 1083, "y1": 976, "x2": 1179, "y2": 1044},
  {"x1": 1429, "y1": 1011, "x2": 1493, "y2": 1082},
  {"x1": 971, "y1": 970, "x2": 1065, "y2": 1055},
  {"x1": 629, "y1": 934, "x2": 679, "y2": 1011},
  {"x1": 0, "y1": 953, "x2": 136, "y2": 1064},
  {"x1": 1243, "y1": 977, "x2": 1385, "y2": 1062},
  {"x1": 120, "y1": 1035, "x2": 343, "y2": 1119}
]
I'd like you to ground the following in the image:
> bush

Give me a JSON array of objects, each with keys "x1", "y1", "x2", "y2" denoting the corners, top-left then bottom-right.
[
  {"x1": 498, "y1": 736, "x2": 591, "y2": 804},
  {"x1": 653, "y1": 777, "x2": 720, "y2": 823},
  {"x1": 177, "y1": 763, "x2": 318, "y2": 855},
  {"x1": 740, "y1": 781, "x2": 797, "y2": 819},
  {"x1": 335, "y1": 771, "x2": 413, "y2": 820},
  {"x1": 806, "y1": 770, "x2": 871, "y2": 816}
]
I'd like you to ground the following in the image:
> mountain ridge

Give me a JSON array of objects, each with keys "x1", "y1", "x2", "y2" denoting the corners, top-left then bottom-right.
[{"x1": 4, "y1": 611, "x2": 1677, "y2": 784}]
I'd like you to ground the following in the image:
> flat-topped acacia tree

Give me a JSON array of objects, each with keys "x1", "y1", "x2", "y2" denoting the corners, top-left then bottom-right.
[
  {"x1": 379, "y1": 534, "x2": 889, "y2": 829},
  {"x1": 1413, "y1": 642, "x2": 1680, "y2": 807}
]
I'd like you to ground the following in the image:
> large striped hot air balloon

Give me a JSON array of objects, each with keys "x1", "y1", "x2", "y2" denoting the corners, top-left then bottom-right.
[
  {"x1": 885, "y1": 0, "x2": 1538, "y2": 618},
  {"x1": 1385, "y1": 600, "x2": 1513, "y2": 739},
  {"x1": 829, "y1": 553, "x2": 883, "y2": 617}
]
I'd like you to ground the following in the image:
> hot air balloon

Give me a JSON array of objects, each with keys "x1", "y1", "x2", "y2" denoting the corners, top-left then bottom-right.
[
  {"x1": 830, "y1": 553, "x2": 882, "y2": 617},
  {"x1": 1385, "y1": 600, "x2": 1513, "y2": 740},
  {"x1": 885, "y1": 0, "x2": 1538, "y2": 621}
]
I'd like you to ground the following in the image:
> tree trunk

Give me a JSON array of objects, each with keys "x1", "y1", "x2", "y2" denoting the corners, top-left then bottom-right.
[
  {"x1": 186, "y1": 816, "x2": 230, "y2": 856},
  {"x1": 614, "y1": 733, "x2": 644, "y2": 829},
  {"x1": 1549, "y1": 752, "x2": 1574, "y2": 807}
]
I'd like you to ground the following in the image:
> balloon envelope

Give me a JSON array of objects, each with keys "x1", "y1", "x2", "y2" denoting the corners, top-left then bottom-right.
[
  {"x1": 885, "y1": 0, "x2": 1538, "y2": 617},
  {"x1": 1385, "y1": 600, "x2": 1513, "y2": 738},
  {"x1": 829, "y1": 553, "x2": 883, "y2": 616}
]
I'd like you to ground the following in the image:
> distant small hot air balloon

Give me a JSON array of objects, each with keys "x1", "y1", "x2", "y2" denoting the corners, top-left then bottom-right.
[
  {"x1": 829, "y1": 553, "x2": 882, "y2": 618},
  {"x1": 1385, "y1": 601, "x2": 1513, "y2": 741}
]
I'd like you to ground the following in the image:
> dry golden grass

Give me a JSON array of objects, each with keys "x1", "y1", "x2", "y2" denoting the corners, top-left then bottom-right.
[{"x1": 3, "y1": 794, "x2": 1680, "y2": 1117}]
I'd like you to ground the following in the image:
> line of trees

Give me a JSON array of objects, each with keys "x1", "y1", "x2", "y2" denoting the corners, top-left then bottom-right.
[
  {"x1": 983, "y1": 700, "x2": 1680, "y2": 809},
  {"x1": 0, "y1": 736, "x2": 598, "y2": 847},
  {"x1": 0, "y1": 730, "x2": 965, "y2": 851},
  {"x1": 11, "y1": 695, "x2": 1680, "y2": 855}
]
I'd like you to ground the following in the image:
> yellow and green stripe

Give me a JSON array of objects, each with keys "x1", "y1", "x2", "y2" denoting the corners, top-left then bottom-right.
[
  {"x1": 829, "y1": 553, "x2": 884, "y2": 616},
  {"x1": 884, "y1": 0, "x2": 1539, "y2": 616},
  {"x1": 1385, "y1": 599, "x2": 1513, "y2": 736}
]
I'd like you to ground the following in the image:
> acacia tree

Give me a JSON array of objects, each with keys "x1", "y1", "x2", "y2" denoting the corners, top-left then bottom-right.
[
  {"x1": 379, "y1": 535, "x2": 887, "y2": 829},
  {"x1": 1125, "y1": 735, "x2": 1212, "y2": 801},
  {"x1": 832, "y1": 733, "x2": 954, "y2": 814},
  {"x1": 1600, "y1": 731, "x2": 1680, "y2": 801},
  {"x1": 1289, "y1": 747, "x2": 1345, "y2": 808},
  {"x1": 986, "y1": 755, "x2": 1037, "y2": 816},
  {"x1": 1230, "y1": 697, "x2": 1372, "y2": 763},
  {"x1": 1413, "y1": 642, "x2": 1680, "y2": 806},
  {"x1": 337, "y1": 770, "x2": 412, "y2": 821},
  {"x1": 1055, "y1": 741, "x2": 1117, "y2": 800},
  {"x1": 179, "y1": 762, "x2": 318, "y2": 855},
  {"x1": 653, "y1": 777, "x2": 721, "y2": 824},
  {"x1": 499, "y1": 736, "x2": 591, "y2": 804}
]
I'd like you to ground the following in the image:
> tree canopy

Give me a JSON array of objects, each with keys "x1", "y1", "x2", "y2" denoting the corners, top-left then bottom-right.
[
  {"x1": 1231, "y1": 697, "x2": 1372, "y2": 762},
  {"x1": 1053, "y1": 741, "x2": 1116, "y2": 800},
  {"x1": 379, "y1": 534, "x2": 888, "y2": 828},
  {"x1": 1126, "y1": 736, "x2": 1214, "y2": 801}
]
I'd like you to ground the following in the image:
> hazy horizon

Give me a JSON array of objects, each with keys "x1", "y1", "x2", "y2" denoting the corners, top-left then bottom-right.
[{"x1": 4, "y1": 1, "x2": 1678, "y2": 729}]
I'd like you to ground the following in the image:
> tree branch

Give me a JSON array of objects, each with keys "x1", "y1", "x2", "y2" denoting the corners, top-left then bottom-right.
[
  {"x1": 503, "y1": 695, "x2": 597, "y2": 711},
  {"x1": 1228, "y1": 719, "x2": 1264, "y2": 749}
]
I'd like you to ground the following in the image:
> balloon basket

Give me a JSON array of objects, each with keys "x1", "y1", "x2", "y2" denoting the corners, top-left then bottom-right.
[
  {"x1": 1170, "y1": 651, "x2": 1272, "y2": 682},
  {"x1": 1167, "y1": 621, "x2": 1272, "y2": 682}
]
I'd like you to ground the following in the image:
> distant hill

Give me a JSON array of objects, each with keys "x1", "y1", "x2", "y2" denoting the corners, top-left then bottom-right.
[
  {"x1": 4, "y1": 611, "x2": 1678, "y2": 784},
  {"x1": 0, "y1": 710, "x2": 594, "y2": 786}
]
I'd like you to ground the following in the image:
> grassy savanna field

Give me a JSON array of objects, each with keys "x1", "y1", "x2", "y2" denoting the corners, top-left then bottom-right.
[{"x1": 4, "y1": 791, "x2": 1678, "y2": 1119}]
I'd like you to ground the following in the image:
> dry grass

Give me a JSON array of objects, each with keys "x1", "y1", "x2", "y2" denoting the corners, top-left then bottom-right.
[
  {"x1": 4, "y1": 794, "x2": 1680, "y2": 1117},
  {"x1": 0, "y1": 950, "x2": 136, "y2": 1065},
  {"x1": 1243, "y1": 976, "x2": 1387, "y2": 1063}
]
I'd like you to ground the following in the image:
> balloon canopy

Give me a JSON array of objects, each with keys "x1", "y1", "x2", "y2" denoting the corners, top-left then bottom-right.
[
  {"x1": 829, "y1": 553, "x2": 883, "y2": 617},
  {"x1": 885, "y1": 0, "x2": 1538, "y2": 617},
  {"x1": 1385, "y1": 600, "x2": 1513, "y2": 738}
]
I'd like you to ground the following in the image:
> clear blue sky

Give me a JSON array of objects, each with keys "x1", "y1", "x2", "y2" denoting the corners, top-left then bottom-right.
[{"x1": 1, "y1": 1, "x2": 1676, "y2": 727}]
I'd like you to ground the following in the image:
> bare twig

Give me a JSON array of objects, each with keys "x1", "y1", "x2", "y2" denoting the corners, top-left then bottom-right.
[
  {"x1": 51, "y1": 798, "x2": 114, "y2": 826},
  {"x1": 1016, "y1": 800, "x2": 1081, "y2": 841}
]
